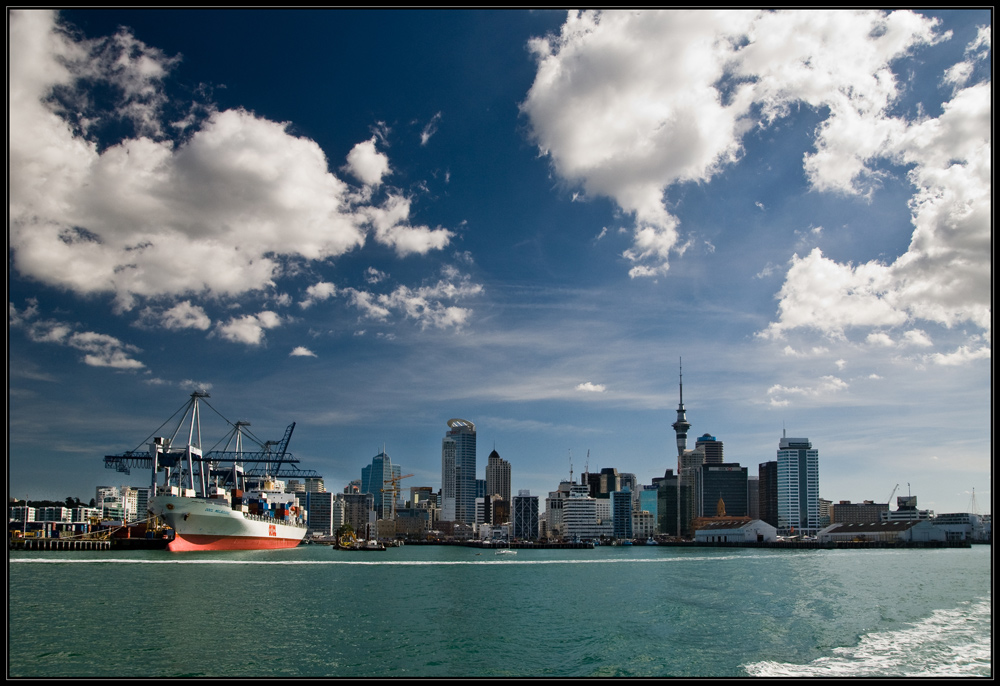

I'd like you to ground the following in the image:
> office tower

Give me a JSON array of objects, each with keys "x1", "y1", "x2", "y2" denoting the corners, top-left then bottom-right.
[
  {"x1": 611, "y1": 489, "x2": 634, "y2": 539},
  {"x1": 695, "y1": 434, "x2": 724, "y2": 464},
  {"x1": 776, "y1": 432, "x2": 820, "y2": 535},
  {"x1": 697, "y1": 463, "x2": 748, "y2": 517},
  {"x1": 656, "y1": 469, "x2": 690, "y2": 537},
  {"x1": 361, "y1": 450, "x2": 401, "y2": 520},
  {"x1": 442, "y1": 418, "x2": 477, "y2": 524},
  {"x1": 486, "y1": 449, "x2": 512, "y2": 504},
  {"x1": 513, "y1": 490, "x2": 539, "y2": 540},
  {"x1": 758, "y1": 461, "x2": 778, "y2": 527},
  {"x1": 306, "y1": 491, "x2": 335, "y2": 536}
]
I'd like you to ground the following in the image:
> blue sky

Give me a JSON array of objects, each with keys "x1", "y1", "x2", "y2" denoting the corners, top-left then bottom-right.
[{"x1": 8, "y1": 10, "x2": 991, "y2": 515}]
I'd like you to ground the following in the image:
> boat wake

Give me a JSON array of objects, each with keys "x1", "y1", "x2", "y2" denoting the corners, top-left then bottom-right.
[{"x1": 742, "y1": 598, "x2": 992, "y2": 678}]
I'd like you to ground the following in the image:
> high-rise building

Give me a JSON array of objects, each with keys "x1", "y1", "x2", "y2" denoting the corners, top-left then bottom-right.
[
  {"x1": 360, "y1": 450, "x2": 401, "y2": 520},
  {"x1": 695, "y1": 434, "x2": 724, "y2": 464},
  {"x1": 306, "y1": 491, "x2": 335, "y2": 536},
  {"x1": 485, "y1": 449, "x2": 511, "y2": 504},
  {"x1": 611, "y1": 489, "x2": 634, "y2": 539},
  {"x1": 758, "y1": 461, "x2": 778, "y2": 527},
  {"x1": 776, "y1": 432, "x2": 820, "y2": 535},
  {"x1": 442, "y1": 418, "x2": 477, "y2": 525},
  {"x1": 697, "y1": 463, "x2": 748, "y2": 517},
  {"x1": 512, "y1": 490, "x2": 539, "y2": 540}
]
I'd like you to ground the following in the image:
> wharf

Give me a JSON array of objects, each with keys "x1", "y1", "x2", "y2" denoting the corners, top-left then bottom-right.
[{"x1": 10, "y1": 538, "x2": 111, "y2": 551}]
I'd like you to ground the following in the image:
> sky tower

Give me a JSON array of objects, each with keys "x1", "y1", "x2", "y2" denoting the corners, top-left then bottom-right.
[
  {"x1": 671, "y1": 359, "x2": 691, "y2": 458},
  {"x1": 670, "y1": 359, "x2": 690, "y2": 538}
]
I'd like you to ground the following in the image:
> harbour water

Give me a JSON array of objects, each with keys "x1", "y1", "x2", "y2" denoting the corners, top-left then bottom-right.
[{"x1": 8, "y1": 544, "x2": 991, "y2": 678}]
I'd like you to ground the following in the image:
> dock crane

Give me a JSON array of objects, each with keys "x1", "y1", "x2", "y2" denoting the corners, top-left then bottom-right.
[{"x1": 382, "y1": 474, "x2": 414, "y2": 520}]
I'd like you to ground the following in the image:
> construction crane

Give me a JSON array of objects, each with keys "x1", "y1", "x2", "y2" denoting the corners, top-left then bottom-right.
[
  {"x1": 382, "y1": 474, "x2": 414, "y2": 520},
  {"x1": 887, "y1": 484, "x2": 899, "y2": 505}
]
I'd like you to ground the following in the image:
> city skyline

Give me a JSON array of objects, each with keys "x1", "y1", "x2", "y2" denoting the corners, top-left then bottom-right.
[{"x1": 8, "y1": 10, "x2": 991, "y2": 515}]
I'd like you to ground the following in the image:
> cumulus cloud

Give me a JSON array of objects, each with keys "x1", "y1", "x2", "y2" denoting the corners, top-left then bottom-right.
[
  {"x1": 345, "y1": 137, "x2": 390, "y2": 187},
  {"x1": 576, "y1": 382, "x2": 606, "y2": 393},
  {"x1": 215, "y1": 311, "x2": 283, "y2": 346},
  {"x1": 8, "y1": 10, "x2": 454, "y2": 324},
  {"x1": 523, "y1": 10, "x2": 944, "y2": 277},
  {"x1": 299, "y1": 281, "x2": 338, "y2": 309},
  {"x1": 290, "y1": 346, "x2": 317, "y2": 357},
  {"x1": 160, "y1": 301, "x2": 212, "y2": 330}
]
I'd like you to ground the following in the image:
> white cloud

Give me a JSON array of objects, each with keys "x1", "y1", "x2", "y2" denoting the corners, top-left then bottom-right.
[
  {"x1": 767, "y1": 374, "x2": 849, "y2": 406},
  {"x1": 420, "y1": 112, "x2": 442, "y2": 146},
  {"x1": 290, "y1": 346, "x2": 317, "y2": 357},
  {"x1": 926, "y1": 344, "x2": 991, "y2": 366},
  {"x1": 576, "y1": 382, "x2": 606, "y2": 393},
  {"x1": 345, "y1": 137, "x2": 390, "y2": 187},
  {"x1": 523, "y1": 10, "x2": 943, "y2": 277},
  {"x1": 216, "y1": 311, "x2": 283, "y2": 346},
  {"x1": 160, "y1": 301, "x2": 211, "y2": 330},
  {"x1": 299, "y1": 281, "x2": 338, "y2": 309},
  {"x1": 362, "y1": 195, "x2": 454, "y2": 257},
  {"x1": 10, "y1": 300, "x2": 146, "y2": 369},
  {"x1": 343, "y1": 268, "x2": 483, "y2": 330},
  {"x1": 867, "y1": 332, "x2": 896, "y2": 347},
  {"x1": 8, "y1": 11, "x2": 453, "y2": 324},
  {"x1": 902, "y1": 329, "x2": 933, "y2": 348}
]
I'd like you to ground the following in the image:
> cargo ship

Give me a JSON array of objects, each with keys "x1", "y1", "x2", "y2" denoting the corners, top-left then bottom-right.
[{"x1": 105, "y1": 392, "x2": 318, "y2": 552}]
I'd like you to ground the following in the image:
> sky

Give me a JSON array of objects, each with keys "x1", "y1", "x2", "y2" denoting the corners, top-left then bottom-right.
[{"x1": 8, "y1": 9, "x2": 992, "y2": 516}]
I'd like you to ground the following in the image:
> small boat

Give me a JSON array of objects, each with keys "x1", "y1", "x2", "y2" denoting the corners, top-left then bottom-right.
[{"x1": 495, "y1": 548, "x2": 516, "y2": 555}]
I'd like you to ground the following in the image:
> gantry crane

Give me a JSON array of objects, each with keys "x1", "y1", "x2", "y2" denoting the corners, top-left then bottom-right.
[{"x1": 382, "y1": 473, "x2": 414, "y2": 520}]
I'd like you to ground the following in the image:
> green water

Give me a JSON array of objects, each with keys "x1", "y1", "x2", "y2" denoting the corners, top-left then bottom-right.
[{"x1": 8, "y1": 544, "x2": 991, "y2": 677}]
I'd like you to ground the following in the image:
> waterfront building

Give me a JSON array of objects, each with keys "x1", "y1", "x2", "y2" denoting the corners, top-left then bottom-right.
[
  {"x1": 932, "y1": 513, "x2": 989, "y2": 542},
  {"x1": 697, "y1": 463, "x2": 748, "y2": 518},
  {"x1": 611, "y1": 489, "x2": 634, "y2": 539},
  {"x1": 9, "y1": 506, "x2": 36, "y2": 523},
  {"x1": 512, "y1": 490, "x2": 539, "y2": 541},
  {"x1": 656, "y1": 469, "x2": 690, "y2": 537},
  {"x1": 35, "y1": 507, "x2": 73, "y2": 522},
  {"x1": 632, "y1": 510, "x2": 655, "y2": 539},
  {"x1": 758, "y1": 461, "x2": 778, "y2": 527},
  {"x1": 563, "y1": 489, "x2": 609, "y2": 541},
  {"x1": 639, "y1": 486, "x2": 659, "y2": 532},
  {"x1": 441, "y1": 418, "x2": 477, "y2": 525},
  {"x1": 881, "y1": 495, "x2": 934, "y2": 522},
  {"x1": 776, "y1": 433, "x2": 820, "y2": 536},
  {"x1": 544, "y1": 480, "x2": 578, "y2": 539},
  {"x1": 832, "y1": 500, "x2": 888, "y2": 524},
  {"x1": 361, "y1": 450, "x2": 401, "y2": 520},
  {"x1": 817, "y1": 520, "x2": 946, "y2": 544},
  {"x1": 694, "y1": 519, "x2": 778, "y2": 543},
  {"x1": 486, "y1": 449, "x2": 512, "y2": 504},
  {"x1": 395, "y1": 506, "x2": 431, "y2": 539},
  {"x1": 306, "y1": 491, "x2": 335, "y2": 536},
  {"x1": 695, "y1": 433, "x2": 724, "y2": 464}
]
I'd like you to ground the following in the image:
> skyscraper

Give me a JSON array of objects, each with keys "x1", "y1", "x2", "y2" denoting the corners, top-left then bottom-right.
[
  {"x1": 360, "y1": 450, "x2": 400, "y2": 520},
  {"x1": 512, "y1": 490, "x2": 539, "y2": 540},
  {"x1": 442, "y1": 418, "x2": 477, "y2": 525},
  {"x1": 776, "y1": 432, "x2": 820, "y2": 536},
  {"x1": 695, "y1": 434, "x2": 724, "y2": 464},
  {"x1": 485, "y1": 449, "x2": 511, "y2": 504}
]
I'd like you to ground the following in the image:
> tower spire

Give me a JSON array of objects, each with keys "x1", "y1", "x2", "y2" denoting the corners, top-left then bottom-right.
[{"x1": 671, "y1": 358, "x2": 691, "y2": 458}]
